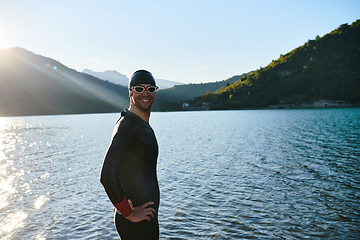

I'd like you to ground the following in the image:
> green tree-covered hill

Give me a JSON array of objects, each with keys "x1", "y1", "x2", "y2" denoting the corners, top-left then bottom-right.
[
  {"x1": 197, "y1": 20, "x2": 360, "y2": 110},
  {"x1": 152, "y1": 74, "x2": 248, "y2": 111}
]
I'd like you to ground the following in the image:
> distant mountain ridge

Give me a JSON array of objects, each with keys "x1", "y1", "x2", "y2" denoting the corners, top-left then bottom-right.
[
  {"x1": 0, "y1": 47, "x2": 129, "y2": 116},
  {"x1": 83, "y1": 69, "x2": 129, "y2": 86},
  {"x1": 0, "y1": 47, "x2": 242, "y2": 116},
  {"x1": 83, "y1": 69, "x2": 184, "y2": 89}
]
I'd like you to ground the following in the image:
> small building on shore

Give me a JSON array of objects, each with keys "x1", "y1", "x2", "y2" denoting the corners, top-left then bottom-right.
[{"x1": 181, "y1": 101, "x2": 209, "y2": 111}]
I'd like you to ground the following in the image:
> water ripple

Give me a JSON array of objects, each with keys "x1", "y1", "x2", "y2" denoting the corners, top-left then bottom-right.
[{"x1": 0, "y1": 109, "x2": 359, "y2": 239}]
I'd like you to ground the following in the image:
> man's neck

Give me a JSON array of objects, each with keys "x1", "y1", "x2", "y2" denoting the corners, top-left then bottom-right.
[{"x1": 128, "y1": 105, "x2": 151, "y2": 122}]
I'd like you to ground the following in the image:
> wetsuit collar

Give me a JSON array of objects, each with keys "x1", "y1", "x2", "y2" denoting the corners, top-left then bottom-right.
[{"x1": 121, "y1": 109, "x2": 150, "y2": 125}]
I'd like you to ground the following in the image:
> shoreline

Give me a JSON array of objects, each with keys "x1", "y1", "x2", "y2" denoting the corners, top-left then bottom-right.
[{"x1": 1, "y1": 104, "x2": 359, "y2": 117}]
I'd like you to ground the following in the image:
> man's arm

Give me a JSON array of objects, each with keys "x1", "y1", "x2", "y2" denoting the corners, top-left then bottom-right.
[
  {"x1": 100, "y1": 126, "x2": 135, "y2": 217},
  {"x1": 100, "y1": 125, "x2": 156, "y2": 222}
]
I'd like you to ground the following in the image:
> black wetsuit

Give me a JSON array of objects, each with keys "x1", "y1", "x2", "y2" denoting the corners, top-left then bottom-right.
[{"x1": 100, "y1": 109, "x2": 159, "y2": 240}]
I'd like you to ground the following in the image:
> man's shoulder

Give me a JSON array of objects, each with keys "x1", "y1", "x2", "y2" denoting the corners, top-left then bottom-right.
[
  {"x1": 117, "y1": 110, "x2": 139, "y2": 126},
  {"x1": 114, "y1": 111, "x2": 143, "y2": 135}
]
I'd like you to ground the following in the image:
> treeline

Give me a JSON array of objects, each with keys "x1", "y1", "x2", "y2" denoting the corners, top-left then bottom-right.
[
  {"x1": 154, "y1": 74, "x2": 247, "y2": 111},
  {"x1": 196, "y1": 20, "x2": 360, "y2": 110}
]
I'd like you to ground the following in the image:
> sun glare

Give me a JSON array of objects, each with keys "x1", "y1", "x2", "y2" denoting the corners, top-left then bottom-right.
[
  {"x1": 0, "y1": 118, "x2": 8, "y2": 159},
  {"x1": 0, "y1": 25, "x2": 11, "y2": 53},
  {"x1": 0, "y1": 30, "x2": 5, "y2": 49},
  {"x1": 0, "y1": 117, "x2": 7, "y2": 129}
]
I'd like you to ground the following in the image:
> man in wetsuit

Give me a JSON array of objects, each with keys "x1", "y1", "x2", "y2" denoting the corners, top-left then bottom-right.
[{"x1": 100, "y1": 70, "x2": 160, "y2": 239}]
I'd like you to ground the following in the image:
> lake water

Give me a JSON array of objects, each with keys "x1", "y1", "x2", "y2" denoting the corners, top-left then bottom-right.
[{"x1": 0, "y1": 108, "x2": 359, "y2": 239}]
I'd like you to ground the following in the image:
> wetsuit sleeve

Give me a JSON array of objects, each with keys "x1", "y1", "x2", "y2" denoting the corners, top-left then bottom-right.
[{"x1": 100, "y1": 125, "x2": 137, "y2": 217}]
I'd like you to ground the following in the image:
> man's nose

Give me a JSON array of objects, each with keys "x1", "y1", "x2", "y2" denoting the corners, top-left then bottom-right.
[{"x1": 142, "y1": 89, "x2": 150, "y2": 96}]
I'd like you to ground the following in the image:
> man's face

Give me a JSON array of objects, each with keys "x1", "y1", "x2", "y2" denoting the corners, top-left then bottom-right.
[{"x1": 129, "y1": 84, "x2": 156, "y2": 111}]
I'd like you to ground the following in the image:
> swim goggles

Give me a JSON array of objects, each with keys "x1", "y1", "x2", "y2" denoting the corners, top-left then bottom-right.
[{"x1": 130, "y1": 85, "x2": 158, "y2": 93}]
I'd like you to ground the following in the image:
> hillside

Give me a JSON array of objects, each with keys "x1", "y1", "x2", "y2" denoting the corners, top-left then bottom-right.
[
  {"x1": 0, "y1": 47, "x2": 246, "y2": 115},
  {"x1": 83, "y1": 69, "x2": 129, "y2": 86},
  {"x1": 152, "y1": 73, "x2": 248, "y2": 111},
  {"x1": 0, "y1": 48, "x2": 129, "y2": 116},
  {"x1": 196, "y1": 20, "x2": 360, "y2": 110}
]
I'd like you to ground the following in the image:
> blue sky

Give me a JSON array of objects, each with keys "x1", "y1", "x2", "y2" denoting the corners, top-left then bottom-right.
[{"x1": 0, "y1": 0, "x2": 359, "y2": 83}]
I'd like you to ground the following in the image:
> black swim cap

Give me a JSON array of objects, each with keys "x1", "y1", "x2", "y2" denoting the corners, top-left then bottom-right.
[{"x1": 129, "y1": 70, "x2": 156, "y2": 87}]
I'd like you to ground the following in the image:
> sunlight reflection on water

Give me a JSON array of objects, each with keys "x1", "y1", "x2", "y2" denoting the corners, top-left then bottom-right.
[
  {"x1": 0, "y1": 109, "x2": 359, "y2": 239},
  {"x1": 0, "y1": 211, "x2": 27, "y2": 236},
  {"x1": 0, "y1": 117, "x2": 33, "y2": 239},
  {"x1": 34, "y1": 195, "x2": 49, "y2": 209}
]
